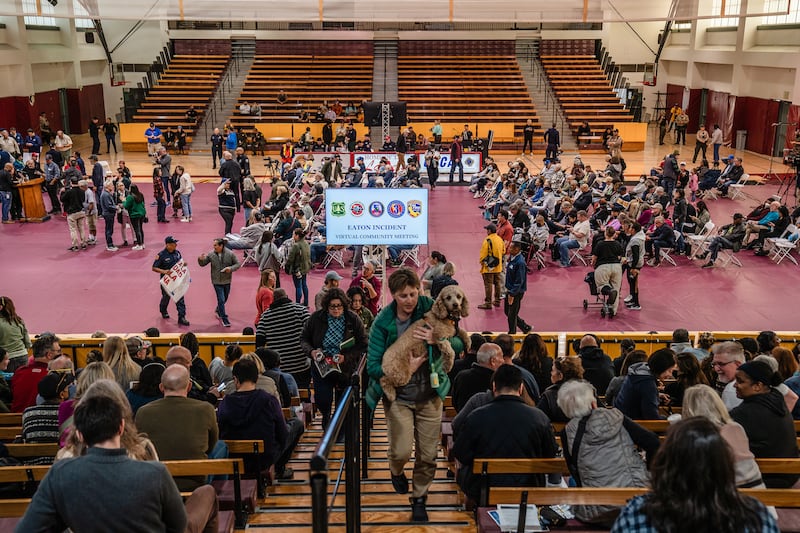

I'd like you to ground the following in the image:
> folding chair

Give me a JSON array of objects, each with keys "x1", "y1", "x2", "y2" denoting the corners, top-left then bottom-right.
[
  {"x1": 717, "y1": 247, "x2": 743, "y2": 267},
  {"x1": 656, "y1": 231, "x2": 682, "y2": 266},
  {"x1": 398, "y1": 245, "x2": 422, "y2": 267},
  {"x1": 687, "y1": 221, "x2": 715, "y2": 260},
  {"x1": 241, "y1": 248, "x2": 257, "y2": 267},
  {"x1": 765, "y1": 224, "x2": 799, "y2": 265},
  {"x1": 569, "y1": 242, "x2": 591, "y2": 266},
  {"x1": 322, "y1": 246, "x2": 346, "y2": 268},
  {"x1": 727, "y1": 174, "x2": 750, "y2": 201},
  {"x1": 526, "y1": 244, "x2": 547, "y2": 270}
]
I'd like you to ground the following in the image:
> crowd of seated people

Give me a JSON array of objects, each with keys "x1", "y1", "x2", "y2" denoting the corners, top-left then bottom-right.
[{"x1": 445, "y1": 328, "x2": 800, "y2": 528}]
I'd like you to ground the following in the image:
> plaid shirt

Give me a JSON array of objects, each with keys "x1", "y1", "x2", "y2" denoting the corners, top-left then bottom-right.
[
  {"x1": 611, "y1": 495, "x2": 779, "y2": 533},
  {"x1": 152, "y1": 174, "x2": 164, "y2": 199}
]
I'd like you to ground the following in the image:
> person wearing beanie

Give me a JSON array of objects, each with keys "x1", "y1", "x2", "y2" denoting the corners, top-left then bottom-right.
[
  {"x1": 730, "y1": 360, "x2": 800, "y2": 488},
  {"x1": 21, "y1": 372, "x2": 73, "y2": 448},
  {"x1": 613, "y1": 348, "x2": 677, "y2": 420}
]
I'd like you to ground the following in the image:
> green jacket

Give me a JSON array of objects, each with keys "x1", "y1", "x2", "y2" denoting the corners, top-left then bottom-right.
[
  {"x1": 365, "y1": 295, "x2": 458, "y2": 411},
  {"x1": 285, "y1": 239, "x2": 311, "y2": 275},
  {"x1": 123, "y1": 195, "x2": 146, "y2": 219}
]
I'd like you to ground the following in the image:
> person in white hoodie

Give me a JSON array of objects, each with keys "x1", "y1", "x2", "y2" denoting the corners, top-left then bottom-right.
[{"x1": 172, "y1": 165, "x2": 194, "y2": 222}]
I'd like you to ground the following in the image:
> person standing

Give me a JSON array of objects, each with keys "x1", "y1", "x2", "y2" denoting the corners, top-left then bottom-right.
[
  {"x1": 155, "y1": 147, "x2": 172, "y2": 199},
  {"x1": 711, "y1": 123, "x2": 724, "y2": 164},
  {"x1": 505, "y1": 238, "x2": 532, "y2": 334},
  {"x1": 478, "y1": 223, "x2": 504, "y2": 310},
  {"x1": 23, "y1": 128, "x2": 42, "y2": 156},
  {"x1": 123, "y1": 184, "x2": 146, "y2": 250},
  {"x1": 592, "y1": 226, "x2": 624, "y2": 317},
  {"x1": 62, "y1": 177, "x2": 88, "y2": 251},
  {"x1": 173, "y1": 165, "x2": 194, "y2": 222},
  {"x1": 103, "y1": 117, "x2": 118, "y2": 154},
  {"x1": 657, "y1": 111, "x2": 668, "y2": 145},
  {"x1": 285, "y1": 228, "x2": 311, "y2": 306},
  {"x1": 424, "y1": 145, "x2": 440, "y2": 189},
  {"x1": 0, "y1": 296, "x2": 31, "y2": 372},
  {"x1": 152, "y1": 168, "x2": 168, "y2": 224},
  {"x1": 523, "y1": 118, "x2": 535, "y2": 155},
  {"x1": 693, "y1": 124, "x2": 710, "y2": 164},
  {"x1": 0, "y1": 163, "x2": 12, "y2": 224},
  {"x1": 396, "y1": 130, "x2": 408, "y2": 171},
  {"x1": 216, "y1": 180, "x2": 236, "y2": 235},
  {"x1": 144, "y1": 122, "x2": 162, "y2": 155},
  {"x1": 448, "y1": 135, "x2": 463, "y2": 183},
  {"x1": 622, "y1": 221, "x2": 645, "y2": 311},
  {"x1": 210, "y1": 128, "x2": 224, "y2": 169},
  {"x1": 39, "y1": 112, "x2": 52, "y2": 147},
  {"x1": 198, "y1": 238, "x2": 241, "y2": 328},
  {"x1": 88, "y1": 117, "x2": 101, "y2": 156},
  {"x1": 53, "y1": 130, "x2": 73, "y2": 161},
  {"x1": 218, "y1": 151, "x2": 242, "y2": 211},
  {"x1": 99, "y1": 181, "x2": 118, "y2": 252},
  {"x1": 544, "y1": 123, "x2": 560, "y2": 162},
  {"x1": 43, "y1": 154, "x2": 61, "y2": 215},
  {"x1": 225, "y1": 128, "x2": 238, "y2": 153},
  {"x1": 674, "y1": 111, "x2": 689, "y2": 145},
  {"x1": 365, "y1": 268, "x2": 461, "y2": 523},
  {"x1": 461, "y1": 124, "x2": 474, "y2": 150},
  {"x1": 153, "y1": 236, "x2": 190, "y2": 326}
]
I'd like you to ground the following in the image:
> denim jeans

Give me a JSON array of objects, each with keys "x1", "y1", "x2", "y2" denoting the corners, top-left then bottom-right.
[
  {"x1": 0, "y1": 191, "x2": 10, "y2": 221},
  {"x1": 213, "y1": 283, "x2": 231, "y2": 320},
  {"x1": 449, "y1": 160, "x2": 464, "y2": 182},
  {"x1": 244, "y1": 207, "x2": 252, "y2": 226},
  {"x1": 557, "y1": 237, "x2": 580, "y2": 266},
  {"x1": 180, "y1": 194, "x2": 192, "y2": 218},
  {"x1": 103, "y1": 214, "x2": 115, "y2": 247},
  {"x1": 292, "y1": 273, "x2": 308, "y2": 306},
  {"x1": 156, "y1": 197, "x2": 167, "y2": 221}
]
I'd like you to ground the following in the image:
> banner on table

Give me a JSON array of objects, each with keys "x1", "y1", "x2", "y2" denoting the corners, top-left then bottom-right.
[
  {"x1": 325, "y1": 188, "x2": 429, "y2": 245},
  {"x1": 294, "y1": 151, "x2": 482, "y2": 174}
]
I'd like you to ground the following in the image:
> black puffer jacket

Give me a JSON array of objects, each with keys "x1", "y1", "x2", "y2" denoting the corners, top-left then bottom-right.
[{"x1": 579, "y1": 346, "x2": 615, "y2": 394}]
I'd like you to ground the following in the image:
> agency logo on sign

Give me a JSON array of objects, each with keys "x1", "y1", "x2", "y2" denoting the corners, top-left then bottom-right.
[
  {"x1": 407, "y1": 200, "x2": 422, "y2": 218},
  {"x1": 387, "y1": 200, "x2": 405, "y2": 218},
  {"x1": 350, "y1": 202, "x2": 365, "y2": 217},
  {"x1": 369, "y1": 201, "x2": 384, "y2": 217},
  {"x1": 331, "y1": 202, "x2": 346, "y2": 217}
]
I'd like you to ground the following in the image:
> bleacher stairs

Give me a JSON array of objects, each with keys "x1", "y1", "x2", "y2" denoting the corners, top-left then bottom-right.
[{"x1": 252, "y1": 404, "x2": 475, "y2": 531}]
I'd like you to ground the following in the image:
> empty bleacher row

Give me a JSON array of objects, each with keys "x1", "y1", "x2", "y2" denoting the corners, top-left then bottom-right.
[
  {"x1": 230, "y1": 55, "x2": 374, "y2": 132},
  {"x1": 131, "y1": 54, "x2": 229, "y2": 142},
  {"x1": 540, "y1": 52, "x2": 633, "y2": 138}
]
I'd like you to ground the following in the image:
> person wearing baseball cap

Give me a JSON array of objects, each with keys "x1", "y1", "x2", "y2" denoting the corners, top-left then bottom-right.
[
  {"x1": 126, "y1": 335, "x2": 156, "y2": 367},
  {"x1": 479, "y1": 223, "x2": 504, "y2": 309},
  {"x1": 699, "y1": 212, "x2": 747, "y2": 268},
  {"x1": 314, "y1": 271, "x2": 343, "y2": 310},
  {"x1": 19, "y1": 371, "x2": 74, "y2": 443},
  {"x1": 152, "y1": 236, "x2": 189, "y2": 326}
]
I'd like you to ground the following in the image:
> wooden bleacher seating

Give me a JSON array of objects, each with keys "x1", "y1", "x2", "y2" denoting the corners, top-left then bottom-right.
[
  {"x1": 0, "y1": 414, "x2": 21, "y2": 427},
  {"x1": 397, "y1": 41, "x2": 542, "y2": 145},
  {"x1": 230, "y1": 54, "x2": 373, "y2": 133},
  {"x1": 124, "y1": 54, "x2": 229, "y2": 151}
]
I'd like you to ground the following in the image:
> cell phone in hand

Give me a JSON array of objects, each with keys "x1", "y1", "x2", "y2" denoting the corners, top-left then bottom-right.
[{"x1": 216, "y1": 383, "x2": 226, "y2": 393}]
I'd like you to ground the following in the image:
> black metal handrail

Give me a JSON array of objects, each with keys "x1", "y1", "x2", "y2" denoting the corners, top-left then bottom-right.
[{"x1": 309, "y1": 355, "x2": 365, "y2": 533}]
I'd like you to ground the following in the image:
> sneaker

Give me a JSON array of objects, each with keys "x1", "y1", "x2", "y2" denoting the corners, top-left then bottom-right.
[
  {"x1": 275, "y1": 467, "x2": 294, "y2": 480},
  {"x1": 178, "y1": 317, "x2": 190, "y2": 326},
  {"x1": 624, "y1": 295, "x2": 633, "y2": 304},
  {"x1": 132, "y1": 245, "x2": 143, "y2": 251},
  {"x1": 106, "y1": 246, "x2": 119, "y2": 252},
  {"x1": 68, "y1": 246, "x2": 79, "y2": 252},
  {"x1": 520, "y1": 323, "x2": 532, "y2": 334},
  {"x1": 492, "y1": 301, "x2": 501, "y2": 307},
  {"x1": 646, "y1": 259, "x2": 659, "y2": 267},
  {"x1": 391, "y1": 473, "x2": 409, "y2": 494},
  {"x1": 697, "y1": 251, "x2": 709, "y2": 260},
  {"x1": 477, "y1": 303, "x2": 493, "y2": 310},
  {"x1": 410, "y1": 496, "x2": 428, "y2": 522},
  {"x1": 627, "y1": 304, "x2": 642, "y2": 311},
  {"x1": 180, "y1": 218, "x2": 190, "y2": 222},
  {"x1": 87, "y1": 239, "x2": 97, "y2": 246},
  {"x1": 702, "y1": 261, "x2": 714, "y2": 268},
  {"x1": 161, "y1": 312, "x2": 170, "y2": 319},
  {"x1": 607, "y1": 289, "x2": 618, "y2": 306},
  {"x1": 221, "y1": 318, "x2": 231, "y2": 327}
]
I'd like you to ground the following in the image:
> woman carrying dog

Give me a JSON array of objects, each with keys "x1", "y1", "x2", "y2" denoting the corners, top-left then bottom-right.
[
  {"x1": 365, "y1": 269, "x2": 466, "y2": 523},
  {"x1": 301, "y1": 288, "x2": 367, "y2": 429}
]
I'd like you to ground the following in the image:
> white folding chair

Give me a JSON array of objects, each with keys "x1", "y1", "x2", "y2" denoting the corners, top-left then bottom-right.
[
  {"x1": 241, "y1": 247, "x2": 257, "y2": 267},
  {"x1": 716, "y1": 246, "x2": 743, "y2": 267},
  {"x1": 766, "y1": 224, "x2": 800, "y2": 265},
  {"x1": 657, "y1": 231, "x2": 682, "y2": 266},
  {"x1": 727, "y1": 174, "x2": 750, "y2": 200},
  {"x1": 687, "y1": 221, "x2": 715, "y2": 260},
  {"x1": 322, "y1": 246, "x2": 346, "y2": 268},
  {"x1": 569, "y1": 241, "x2": 591, "y2": 266},
  {"x1": 398, "y1": 245, "x2": 422, "y2": 267}
]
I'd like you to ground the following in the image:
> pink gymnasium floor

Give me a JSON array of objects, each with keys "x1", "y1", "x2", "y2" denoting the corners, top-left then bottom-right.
[{"x1": 2, "y1": 176, "x2": 800, "y2": 336}]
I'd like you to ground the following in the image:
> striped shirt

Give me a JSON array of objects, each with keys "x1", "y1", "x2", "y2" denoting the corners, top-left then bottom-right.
[
  {"x1": 255, "y1": 300, "x2": 310, "y2": 375},
  {"x1": 22, "y1": 403, "x2": 60, "y2": 465}
]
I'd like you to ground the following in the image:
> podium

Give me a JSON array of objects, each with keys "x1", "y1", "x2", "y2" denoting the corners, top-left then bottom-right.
[{"x1": 17, "y1": 178, "x2": 50, "y2": 223}]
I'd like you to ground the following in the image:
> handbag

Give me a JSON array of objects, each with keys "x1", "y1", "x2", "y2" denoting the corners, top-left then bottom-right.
[{"x1": 481, "y1": 238, "x2": 499, "y2": 268}]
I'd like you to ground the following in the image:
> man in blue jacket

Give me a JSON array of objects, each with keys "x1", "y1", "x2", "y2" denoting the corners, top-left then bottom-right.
[{"x1": 504, "y1": 238, "x2": 532, "y2": 334}]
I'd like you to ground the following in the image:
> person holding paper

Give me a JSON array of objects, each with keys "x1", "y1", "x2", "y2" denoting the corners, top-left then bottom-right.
[
  {"x1": 300, "y1": 288, "x2": 367, "y2": 430},
  {"x1": 152, "y1": 236, "x2": 190, "y2": 327}
]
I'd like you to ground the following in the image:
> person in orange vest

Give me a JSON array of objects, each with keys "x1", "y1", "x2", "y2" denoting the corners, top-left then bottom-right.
[{"x1": 281, "y1": 140, "x2": 295, "y2": 169}]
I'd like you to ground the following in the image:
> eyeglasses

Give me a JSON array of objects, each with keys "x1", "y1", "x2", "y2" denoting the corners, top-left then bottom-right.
[
  {"x1": 328, "y1": 304, "x2": 344, "y2": 309},
  {"x1": 711, "y1": 360, "x2": 734, "y2": 368}
]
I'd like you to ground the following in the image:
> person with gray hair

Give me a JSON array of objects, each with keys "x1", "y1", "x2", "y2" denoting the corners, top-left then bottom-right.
[
  {"x1": 451, "y1": 343, "x2": 502, "y2": 412},
  {"x1": 557, "y1": 379, "x2": 659, "y2": 526},
  {"x1": 555, "y1": 209, "x2": 591, "y2": 268},
  {"x1": 711, "y1": 341, "x2": 747, "y2": 410},
  {"x1": 349, "y1": 260, "x2": 382, "y2": 316},
  {"x1": 644, "y1": 215, "x2": 675, "y2": 266}
]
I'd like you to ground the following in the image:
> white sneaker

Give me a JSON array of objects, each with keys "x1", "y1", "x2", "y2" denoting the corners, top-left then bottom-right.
[
  {"x1": 180, "y1": 218, "x2": 190, "y2": 222},
  {"x1": 106, "y1": 246, "x2": 119, "y2": 252},
  {"x1": 132, "y1": 245, "x2": 143, "y2": 251},
  {"x1": 624, "y1": 295, "x2": 633, "y2": 303}
]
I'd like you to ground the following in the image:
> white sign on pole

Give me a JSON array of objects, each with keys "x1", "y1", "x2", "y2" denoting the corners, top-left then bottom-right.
[
  {"x1": 325, "y1": 188, "x2": 429, "y2": 246},
  {"x1": 159, "y1": 260, "x2": 191, "y2": 302}
]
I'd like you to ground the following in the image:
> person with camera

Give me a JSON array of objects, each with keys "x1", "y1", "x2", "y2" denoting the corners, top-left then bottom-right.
[{"x1": 478, "y1": 223, "x2": 505, "y2": 310}]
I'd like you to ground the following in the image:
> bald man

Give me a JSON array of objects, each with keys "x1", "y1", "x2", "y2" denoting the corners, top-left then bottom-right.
[
  {"x1": 166, "y1": 346, "x2": 217, "y2": 404},
  {"x1": 135, "y1": 364, "x2": 220, "y2": 490}
]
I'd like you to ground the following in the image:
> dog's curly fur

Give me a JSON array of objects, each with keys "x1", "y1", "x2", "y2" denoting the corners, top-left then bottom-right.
[{"x1": 381, "y1": 285, "x2": 471, "y2": 401}]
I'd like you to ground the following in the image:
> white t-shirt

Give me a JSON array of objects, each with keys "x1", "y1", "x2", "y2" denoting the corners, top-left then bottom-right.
[{"x1": 571, "y1": 219, "x2": 591, "y2": 248}]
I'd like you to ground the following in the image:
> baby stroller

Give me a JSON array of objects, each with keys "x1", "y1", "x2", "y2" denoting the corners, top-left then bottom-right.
[{"x1": 583, "y1": 272, "x2": 613, "y2": 318}]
